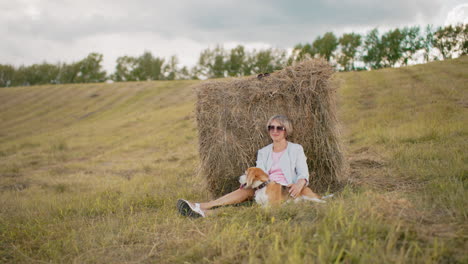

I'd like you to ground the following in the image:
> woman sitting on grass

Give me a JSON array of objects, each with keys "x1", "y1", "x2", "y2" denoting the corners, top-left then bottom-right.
[{"x1": 177, "y1": 115, "x2": 310, "y2": 218}]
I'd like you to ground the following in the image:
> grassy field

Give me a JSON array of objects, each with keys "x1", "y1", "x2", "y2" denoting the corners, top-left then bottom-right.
[{"x1": 0, "y1": 57, "x2": 467, "y2": 263}]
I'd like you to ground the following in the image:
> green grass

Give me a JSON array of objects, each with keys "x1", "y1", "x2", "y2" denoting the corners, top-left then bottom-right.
[{"x1": 1, "y1": 57, "x2": 467, "y2": 263}]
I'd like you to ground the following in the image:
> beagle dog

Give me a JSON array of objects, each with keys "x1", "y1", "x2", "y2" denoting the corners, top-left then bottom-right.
[{"x1": 239, "y1": 167, "x2": 326, "y2": 206}]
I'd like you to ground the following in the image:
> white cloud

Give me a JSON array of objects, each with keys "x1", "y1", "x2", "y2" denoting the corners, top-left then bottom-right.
[
  {"x1": 445, "y1": 4, "x2": 468, "y2": 26},
  {"x1": 0, "y1": 0, "x2": 465, "y2": 74}
]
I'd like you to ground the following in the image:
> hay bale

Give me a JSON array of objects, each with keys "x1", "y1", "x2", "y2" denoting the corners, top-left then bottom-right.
[{"x1": 195, "y1": 58, "x2": 345, "y2": 197}]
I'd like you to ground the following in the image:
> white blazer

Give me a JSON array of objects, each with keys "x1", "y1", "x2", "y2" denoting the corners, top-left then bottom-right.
[{"x1": 255, "y1": 141, "x2": 309, "y2": 185}]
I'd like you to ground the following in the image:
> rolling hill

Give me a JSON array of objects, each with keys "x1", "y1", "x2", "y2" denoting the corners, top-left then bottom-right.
[{"x1": 0, "y1": 57, "x2": 466, "y2": 263}]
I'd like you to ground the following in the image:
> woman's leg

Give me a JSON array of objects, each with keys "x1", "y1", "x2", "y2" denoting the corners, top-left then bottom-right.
[{"x1": 199, "y1": 188, "x2": 254, "y2": 210}]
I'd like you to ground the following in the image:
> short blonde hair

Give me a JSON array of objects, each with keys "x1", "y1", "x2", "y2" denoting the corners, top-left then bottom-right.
[{"x1": 266, "y1": 115, "x2": 293, "y2": 137}]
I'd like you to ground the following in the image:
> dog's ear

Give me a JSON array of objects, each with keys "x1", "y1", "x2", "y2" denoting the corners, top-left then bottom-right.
[
  {"x1": 246, "y1": 169, "x2": 254, "y2": 187},
  {"x1": 254, "y1": 168, "x2": 269, "y2": 181}
]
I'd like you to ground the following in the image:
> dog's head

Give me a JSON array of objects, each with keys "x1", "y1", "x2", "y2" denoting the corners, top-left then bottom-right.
[{"x1": 239, "y1": 167, "x2": 269, "y2": 189}]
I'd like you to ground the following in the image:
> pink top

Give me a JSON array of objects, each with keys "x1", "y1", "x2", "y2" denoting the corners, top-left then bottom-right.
[{"x1": 268, "y1": 149, "x2": 288, "y2": 185}]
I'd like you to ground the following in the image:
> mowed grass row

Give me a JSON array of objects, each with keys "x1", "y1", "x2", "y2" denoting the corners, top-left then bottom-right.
[{"x1": 0, "y1": 57, "x2": 467, "y2": 263}]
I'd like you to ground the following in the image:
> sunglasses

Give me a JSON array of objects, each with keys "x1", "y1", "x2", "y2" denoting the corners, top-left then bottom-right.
[
  {"x1": 268, "y1": 125, "x2": 286, "y2": 132},
  {"x1": 257, "y1": 73, "x2": 270, "y2": 80}
]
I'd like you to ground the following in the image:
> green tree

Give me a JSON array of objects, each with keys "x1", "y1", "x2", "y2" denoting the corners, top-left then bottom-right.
[
  {"x1": 252, "y1": 49, "x2": 274, "y2": 73},
  {"x1": 242, "y1": 50, "x2": 255, "y2": 76},
  {"x1": 177, "y1": 66, "x2": 192, "y2": 80},
  {"x1": 363, "y1": 28, "x2": 384, "y2": 69},
  {"x1": 41, "y1": 63, "x2": 61, "y2": 84},
  {"x1": 212, "y1": 51, "x2": 226, "y2": 78},
  {"x1": 289, "y1": 43, "x2": 316, "y2": 63},
  {"x1": 74, "y1": 53, "x2": 107, "y2": 83},
  {"x1": 338, "y1": 33, "x2": 362, "y2": 71},
  {"x1": 251, "y1": 48, "x2": 287, "y2": 74},
  {"x1": 163, "y1": 55, "x2": 178, "y2": 80},
  {"x1": 381, "y1": 28, "x2": 405, "y2": 67},
  {"x1": 57, "y1": 62, "x2": 81, "y2": 84},
  {"x1": 312, "y1": 32, "x2": 338, "y2": 61},
  {"x1": 433, "y1": 25, "x2": 457, "y2": 59},
  {"x1": 136, "y1": 51, "x2": 165, "y2": 81},
  {"x1": 433, "y1": 24, "x2": 468, "y2": 59},
  {"x1": 112, "y1": 56, "x2": 138, "y2": 82},
  {"x1": 195, "y1": 46, "x2": 226, "y2": 78},
  {"x1": 112, "y1": 52, "x2": 165, "y2": 81},
  {"x1": 195, "y1": 49, "x2": 210, "y2": 78},
  {"x1": 226, "y1": 45, "x2": 246, "y2": 77},
  {"x1": 134, "y1": 52, "x2": 151, "y2": 80},
  {"x1": 399, "y1": 26, "x2": 425, "y2": 66},
  {"x1": 0, "y1": 64, "x2": 15, "y2": 87},
  {"x1": 462, "y1": 24, "x2": 468, "y2": 55},
  {"x1": 14, "y1": 63, "x2": 60, "y2": 86}
]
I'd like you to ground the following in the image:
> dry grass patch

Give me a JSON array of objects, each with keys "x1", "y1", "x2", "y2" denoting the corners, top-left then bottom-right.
[{"x1": 1, "y1": 58, "x2": 467, "y2": 263}]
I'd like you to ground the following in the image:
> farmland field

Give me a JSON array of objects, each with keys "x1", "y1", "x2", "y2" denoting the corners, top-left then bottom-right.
[{"x1": 0, "y1": 57, "x2": 467, "y2": 263}]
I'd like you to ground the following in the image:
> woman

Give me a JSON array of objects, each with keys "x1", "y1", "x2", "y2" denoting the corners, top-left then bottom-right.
[{"x1": 177, "y1": 115, "x2": 309, "y2": 218}]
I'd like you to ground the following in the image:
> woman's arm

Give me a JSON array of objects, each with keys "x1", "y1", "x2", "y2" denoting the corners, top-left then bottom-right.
[
  {"x1": 288, "y1": 145, "x2": 310, "y2": 198},
  {"x1": 255, "y1": 149, "x2": 267, "y2": 173},
  {"x1": 295, "y1": 145, "x2": 310, "y2": 184}
]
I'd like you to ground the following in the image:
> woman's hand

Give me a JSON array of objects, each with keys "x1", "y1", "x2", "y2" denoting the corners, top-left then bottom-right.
[{"x1": 287, "y1": 179, "x2": 307, "y2": 198}]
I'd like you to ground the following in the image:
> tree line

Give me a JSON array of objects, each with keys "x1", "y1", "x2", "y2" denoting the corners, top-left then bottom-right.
[{"x1": 1, "y1": 24, "x2": 466, "y2": 87}]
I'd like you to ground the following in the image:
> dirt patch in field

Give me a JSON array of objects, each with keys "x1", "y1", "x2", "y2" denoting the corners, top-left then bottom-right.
[
  {"x1": 346, "y1": 147, "x2": 423, "y2": 192},
  {"x1": 357, "y1": 92, "x2": 376, "y2": 110},
  {"x1": 350, "y1": 158, "x2": 384, "y2": 169},
  {"x1": 347, "y1": 147, "x2": 389, "y2": 189},
  {"x1": 111, "y1": 169, "x2": 140, "y2": 180},
  {"x1": 0, "y1": 182, "x2": 29, "y2": 192},
  {"x1": 456, "y1": 99, "x2": 468, "y2": 108}
]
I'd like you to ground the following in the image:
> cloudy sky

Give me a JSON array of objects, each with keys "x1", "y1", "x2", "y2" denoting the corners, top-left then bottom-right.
[{"x1": 1, "y1": 0, "x2": 467, "y2": 73}]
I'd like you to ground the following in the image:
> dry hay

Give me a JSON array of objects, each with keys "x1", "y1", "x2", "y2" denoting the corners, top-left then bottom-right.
[
  {"x1": 347, "y1": 147, "x2": 426, "y2": 192},
  {"x1": 195, "y1": 58, "x2": 346, "y2": 196}
]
